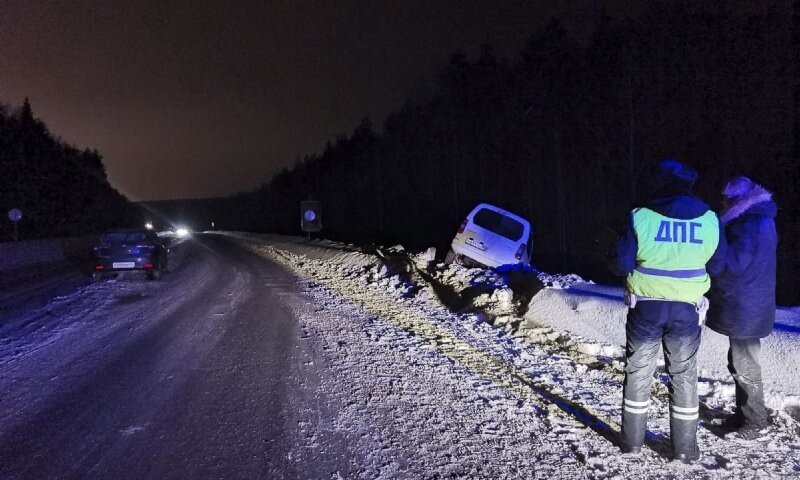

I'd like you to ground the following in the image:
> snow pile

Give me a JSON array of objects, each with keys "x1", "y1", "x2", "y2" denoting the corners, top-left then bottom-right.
[
  {"x1": 225, "y1": 233, "x2": 800, "y2": 478},
  {"x1": 537, "y1": 271, "x2": 587, "y2": 289},
  {"x1": 428, "y1": 264, "x2": 516, "y2": 316},
  {"x1": 522, "y1": 282, "x2": 800, "y2": 420}
]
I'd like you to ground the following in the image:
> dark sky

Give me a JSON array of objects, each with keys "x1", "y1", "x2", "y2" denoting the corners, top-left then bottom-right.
[{"x1": 1, "y1": 0, "x2": 628, "y2": 201}]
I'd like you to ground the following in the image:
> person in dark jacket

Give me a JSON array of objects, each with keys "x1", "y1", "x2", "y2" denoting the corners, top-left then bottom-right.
[
  {"x1": 707, "y1": 176, "x2": 778, "y2": 440},
  {"x1": 610, "y1": 160, "x2": 726, "y2": 463}
]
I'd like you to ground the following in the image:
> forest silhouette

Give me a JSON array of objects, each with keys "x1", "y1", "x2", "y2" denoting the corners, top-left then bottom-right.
[
  {"x1": 0, "y1": 98, "x2": 141, "y2": 240},
  {"x1": 220, "y1": 4, "x2": 798, "y2": 301}
]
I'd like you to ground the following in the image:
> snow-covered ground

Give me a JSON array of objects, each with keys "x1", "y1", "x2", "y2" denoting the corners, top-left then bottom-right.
[
  {"x1": 2, "y1": 232, "x2": 799, "y2": 478},
  {"x1": 224, "y1": 232, "x2": 800, "y2": 478}
]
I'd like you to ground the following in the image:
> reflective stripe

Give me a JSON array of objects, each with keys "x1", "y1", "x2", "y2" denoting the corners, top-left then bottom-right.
[
  {"x1": 634, "y1": 265, "x2": 707, "y2": 279},
  {"x1": 671, "y1": 405, "x2": 698, "y2": 414},
  {"x1": 671, "y1": 405, "x2": 699, "y2": 421},
  {"x1": 671, "y1": 411, "x2": 699, "y2": 421},
  {"x1": 623, "y1": 398, "x2": 649, "y2": 415},
  {"x1": 624, "y1": 398, "x2": 650, "y2": 408},
  {"x1": 624, "y1": 405, "x2": 649, "y2": 415}
]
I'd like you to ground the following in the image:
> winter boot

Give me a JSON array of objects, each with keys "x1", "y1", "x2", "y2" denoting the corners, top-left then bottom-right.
[
  {"x1": 718, "y1": 413, "x2": 744, "y2": 433},
  {"x1": 669, "y1": 412, "x2": 698, "y2": 464},
  {"x1": 620, "y1": 411, "x2": 647, "y2": 454},
  {"x1": 620, "y1": 444, "x2": 641, "y2": 454},
  {"x1": 674, "y1": 445, "x2": 700, "y2": 464}
]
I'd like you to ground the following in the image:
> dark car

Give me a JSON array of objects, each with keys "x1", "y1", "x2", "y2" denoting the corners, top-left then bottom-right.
[{"x1": 91, "y1": 229, "x2": 168, "y2": 281}]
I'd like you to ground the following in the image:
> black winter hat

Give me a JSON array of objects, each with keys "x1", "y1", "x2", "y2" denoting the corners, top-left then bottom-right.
[{"x1": 652, "y1": 159, "x2": 698, "y2": 193}]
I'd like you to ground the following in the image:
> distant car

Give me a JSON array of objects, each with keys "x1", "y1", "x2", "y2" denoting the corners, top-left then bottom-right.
[
  {"x1": 446, "y1": 203, "x2": 532, "y2": 268},
  {"x1": 91, "y1": 229, "x2": 168, "y2": 281}
]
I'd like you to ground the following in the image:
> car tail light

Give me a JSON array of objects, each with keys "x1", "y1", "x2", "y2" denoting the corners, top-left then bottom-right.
[
  {"x1": 94, "y1": 264, "x2": 105, "y2": 271},
  {"x1": 457, "y1": 219, "x2": 468, "y2": 234},
  {"x1": 515, "y1": 243, "x2": 526, "y2": 260},
  {"x1": 143, "y1": 262, "x2": 154, "y2": 270}
]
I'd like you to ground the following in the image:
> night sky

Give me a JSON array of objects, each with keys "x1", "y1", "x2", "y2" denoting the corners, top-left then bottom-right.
[{"x1": 2, "y1": 1, "x2": 630, "y2": 201}]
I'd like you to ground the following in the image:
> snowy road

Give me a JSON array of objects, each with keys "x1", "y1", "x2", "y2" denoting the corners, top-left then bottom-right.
[
  {"x1": 0, "y1": 235, "x2": 351, "y2": 479},
  {"x1": 1, "y1": 233, "x2": 799, "y2": 479}
]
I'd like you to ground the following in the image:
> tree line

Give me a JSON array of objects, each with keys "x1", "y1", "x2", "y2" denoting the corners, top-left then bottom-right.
[
  {"x1": 221, "y1": 2, "x2": 799, "y2": 302},
  {"x1": 3, "y1": 2, "x2": 797, "y2": 303},
  {"x1": 0, "y1": 98, "x2": 141, "y2": 240}
]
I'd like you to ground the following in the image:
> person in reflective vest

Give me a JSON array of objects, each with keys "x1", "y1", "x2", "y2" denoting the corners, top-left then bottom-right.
[{"x1": 610, "y1": 159, "x2": 727, "y2": 463}]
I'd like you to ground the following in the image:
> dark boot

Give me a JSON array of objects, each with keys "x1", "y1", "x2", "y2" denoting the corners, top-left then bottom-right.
[
  {"x1": 719, "y1": 412, "x2": 745, "y2": 433},
  {"x1": 620, "y1": 409, "x2": 648, "y2": 453},
  {"x1": 669, "y1": 414, "x2": 698, "y2": 463},
  {"x1": 674, "y1": 445, "x2": 700, "y2": 464}
]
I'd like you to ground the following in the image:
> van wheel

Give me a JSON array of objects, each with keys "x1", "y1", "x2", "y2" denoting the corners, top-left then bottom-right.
[{"x1": 92, "y1": 272, "x2": 104, "y2": 282}]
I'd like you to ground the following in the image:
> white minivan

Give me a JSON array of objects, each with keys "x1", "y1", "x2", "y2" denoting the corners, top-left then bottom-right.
[{"x1": 445, "y1": 203, "x2": 532, "y2": 268}]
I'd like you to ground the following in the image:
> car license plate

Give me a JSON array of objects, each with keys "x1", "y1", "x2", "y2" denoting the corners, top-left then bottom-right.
[
  {"x1": 465, "y1": 238, "x2": 486, "y2": 251},
  {"x1": 112, "y1": 262, "x2": 136, "y2": 269}
]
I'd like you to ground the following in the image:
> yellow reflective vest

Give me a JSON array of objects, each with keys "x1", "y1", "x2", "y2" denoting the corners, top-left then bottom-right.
[{"x1": 627, "y1": 208, "x2": 720, "y2": 303}]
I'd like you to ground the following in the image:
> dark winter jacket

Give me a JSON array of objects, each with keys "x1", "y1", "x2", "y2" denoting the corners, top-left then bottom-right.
[
  {"x1": 706, "y1": 189, "x2": 778, "y2": 339},
  {"x1": 609, "y1": 194, "x2": 727, "y2": 280}
]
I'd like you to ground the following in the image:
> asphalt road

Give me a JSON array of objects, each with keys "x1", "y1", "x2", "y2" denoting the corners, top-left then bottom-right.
[{"x1": 0, "y1": 235, "x2": 349, "y2": 479}]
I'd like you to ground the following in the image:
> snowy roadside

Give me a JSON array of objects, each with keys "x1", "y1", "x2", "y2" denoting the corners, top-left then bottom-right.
[
  {"x1": 224, "y1": 232, "x2": 800, "y2": 478},
  {"x1": 523, "y1": 284, "x2": 800, "y2": 421}
]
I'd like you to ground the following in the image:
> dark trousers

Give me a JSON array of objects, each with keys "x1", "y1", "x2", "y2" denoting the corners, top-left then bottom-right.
[
  {"x1": 728, "y1": 338, "x2": 769, "y2": 427},
  {"x1": 621, "y1": 300, "x2": 700, "y2": 455}
]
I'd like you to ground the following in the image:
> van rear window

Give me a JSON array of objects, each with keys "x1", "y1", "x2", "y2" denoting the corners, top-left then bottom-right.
[{"x1": 472, "y1": 208, "x2": 524, "y2": 241}]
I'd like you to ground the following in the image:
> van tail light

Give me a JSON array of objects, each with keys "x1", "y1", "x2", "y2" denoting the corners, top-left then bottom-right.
[
  {"x1": 143, "y1": 262, "x2": 154, "y2": 270},
  {"x1": 457, "y1": 219, "x2": 468, "y2": 234},
  {"x1": 94, "y1": 264, "x2": 105, "y2": 271},
  {"x1": 515, "y1": 243, "x2": 526, "y2": 260}
]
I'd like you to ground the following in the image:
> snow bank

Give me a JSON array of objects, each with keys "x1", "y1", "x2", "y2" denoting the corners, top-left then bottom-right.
[
  {"x1": 227, "y1": 232, "x2": 800, "y2": 416},
  {"x1": 223, "y1": 232, "x2": 800, "y2": 478},
  {"x1": 521, "y1": 281, "x2": 800, "y2": 418}
]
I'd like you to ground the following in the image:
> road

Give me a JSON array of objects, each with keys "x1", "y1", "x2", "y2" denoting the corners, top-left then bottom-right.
[
  {"x1": 0, "y1": 235, "x2": 351, "y2": 479},
  {"x1": 4, "y1": 233, "x2": 798, "y2": 479}
]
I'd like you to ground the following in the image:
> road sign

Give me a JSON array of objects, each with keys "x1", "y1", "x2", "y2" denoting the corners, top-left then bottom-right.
[
  {"x1": 8, "y1": 208, "x2": 22, "y2": 222},
  {"x1": 8, "y1": 208, "x2": 21, "y2": 241},
  {"x1": 300, "y1": 201, "x2": 322, "y2": 233}
]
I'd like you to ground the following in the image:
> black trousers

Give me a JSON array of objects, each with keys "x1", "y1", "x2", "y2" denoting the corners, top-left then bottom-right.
[{"x1": 621, "y1": 300, "x2": 700, "y2": 455}]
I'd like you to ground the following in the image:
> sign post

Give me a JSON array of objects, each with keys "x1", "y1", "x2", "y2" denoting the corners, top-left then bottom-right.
[
  {"x1": 8, "y1": 208, "x2": 22, "y2": 241},
  {"x1": 300, "y1": 200, "x2": 322, "y2": 238}
]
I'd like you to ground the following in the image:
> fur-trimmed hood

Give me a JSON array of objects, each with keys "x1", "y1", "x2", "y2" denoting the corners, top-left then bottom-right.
[{"x1": 720, "y1": 183, "x2": 775, "y2": 224}]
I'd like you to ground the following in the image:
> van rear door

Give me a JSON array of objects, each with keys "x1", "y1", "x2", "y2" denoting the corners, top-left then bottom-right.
[{"x1": 467, "y1": 206, "x2": 529, "y2": 265}]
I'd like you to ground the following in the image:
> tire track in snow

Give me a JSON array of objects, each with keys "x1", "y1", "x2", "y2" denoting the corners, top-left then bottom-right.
[{"x1": 249, "y1": 244, "x2": 626, "y2": 450}]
